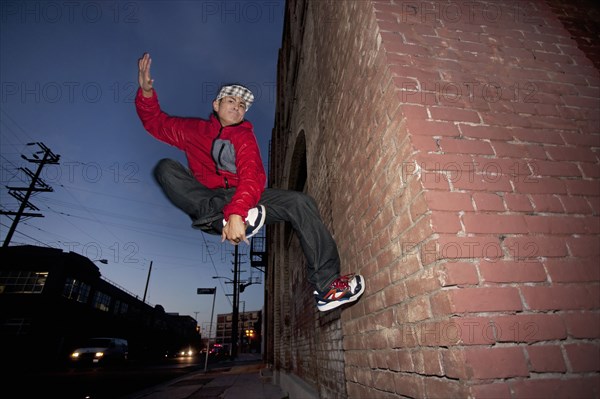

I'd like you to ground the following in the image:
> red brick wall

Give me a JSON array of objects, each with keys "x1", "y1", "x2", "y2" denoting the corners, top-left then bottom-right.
[{"x1": 269, "y1": 1, "x2": 599, "y2": 398}]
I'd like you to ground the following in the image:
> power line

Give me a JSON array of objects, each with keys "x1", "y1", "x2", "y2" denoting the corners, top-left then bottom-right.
[
  {"x1": 0, "y1": 221, "x2": 52, "y2": 248},
  {"x1": 202, "y1": 232, "x2": 232, "y2": 307}
]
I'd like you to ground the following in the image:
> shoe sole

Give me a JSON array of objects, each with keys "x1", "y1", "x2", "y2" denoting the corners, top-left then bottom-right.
[{"x1": 317, "y1": 275, "x2": 365, "y2": 312}]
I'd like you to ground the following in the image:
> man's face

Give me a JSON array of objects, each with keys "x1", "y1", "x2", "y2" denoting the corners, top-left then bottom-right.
[{"x1": 213, "y1": 96, "x2": 247, "y2": 126}]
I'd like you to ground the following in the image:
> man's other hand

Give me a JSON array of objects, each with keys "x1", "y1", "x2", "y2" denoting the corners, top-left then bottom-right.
[{"x1": 221, "y1": 215, "x2": 249, "y2": 246}]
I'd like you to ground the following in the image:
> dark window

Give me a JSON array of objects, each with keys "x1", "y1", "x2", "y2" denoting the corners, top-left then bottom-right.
[
  {"x1": 92, "y1": 291, "x2": 111, "y2": 312},
  {"x1": 0, "y1": 271, "x2": 47, "y2": 294},
  {"x1": 63, "y1": 278, "x2": 91, "y2": 304}
]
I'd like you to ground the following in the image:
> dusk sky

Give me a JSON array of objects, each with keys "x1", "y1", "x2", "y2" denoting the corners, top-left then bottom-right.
[{"x1": 1, "y1": 1, "x2": 285, "y2": 333}]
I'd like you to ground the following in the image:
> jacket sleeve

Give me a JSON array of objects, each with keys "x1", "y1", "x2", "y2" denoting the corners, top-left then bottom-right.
[
  {"x1": 135, "y1": 88, "x2": 195, "y2": 149},
  {"x1": 222, "y1": 130, "x2": 266, "y2": 221}
]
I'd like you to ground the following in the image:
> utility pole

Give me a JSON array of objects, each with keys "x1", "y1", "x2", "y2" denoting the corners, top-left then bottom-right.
[
  {"x1": 2, "y1": 142, "x2": 60, "y2": 247},
  {"x1": 142, "y1": 260, "x2": 153, "y2": 303},
  {"x1": 231, "y1": 245, "x2": 239, "y2": 360}
]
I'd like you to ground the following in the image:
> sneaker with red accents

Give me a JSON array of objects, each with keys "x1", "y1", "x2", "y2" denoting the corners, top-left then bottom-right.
[{"x1": 314, "y1": 274, "x2": 365, "y2": 312}]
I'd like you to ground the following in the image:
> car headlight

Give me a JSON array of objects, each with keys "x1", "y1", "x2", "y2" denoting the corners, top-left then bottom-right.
[
  {"x1": 95, "y1": 352, "x2": 104, "y2": 358},
  {"x1": 71, "y1": 352, "x2": 80, "y2": 358}
]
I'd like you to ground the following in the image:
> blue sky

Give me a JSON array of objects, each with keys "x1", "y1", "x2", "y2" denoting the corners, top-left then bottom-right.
[{"x1": 1, "y1": 1, "x2": 284, "y2": 332}]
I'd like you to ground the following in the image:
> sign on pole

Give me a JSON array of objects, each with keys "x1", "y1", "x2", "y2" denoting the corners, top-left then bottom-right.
[{"x1": 197, "y1": 288, "x2": 216, "y2": 295}]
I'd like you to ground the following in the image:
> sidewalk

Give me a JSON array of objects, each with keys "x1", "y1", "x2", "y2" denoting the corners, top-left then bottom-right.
[{"x1": 123, "y1": 353, "x2": 287, "y2": 399}]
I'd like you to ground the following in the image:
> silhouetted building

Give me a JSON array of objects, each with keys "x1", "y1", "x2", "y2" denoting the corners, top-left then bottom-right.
[{"x1": 0, "y1": 245, "x2": 199, "y2": 369}]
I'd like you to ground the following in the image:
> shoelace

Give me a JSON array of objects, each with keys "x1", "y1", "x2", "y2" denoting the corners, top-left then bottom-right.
[{"x1": 329, "y1": 273, "x2": 355, "y2": 290}]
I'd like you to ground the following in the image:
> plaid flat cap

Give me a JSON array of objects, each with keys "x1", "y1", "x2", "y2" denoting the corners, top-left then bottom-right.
[{"x1": 215, "y1": 84, "x2": 255, "y2": 110}]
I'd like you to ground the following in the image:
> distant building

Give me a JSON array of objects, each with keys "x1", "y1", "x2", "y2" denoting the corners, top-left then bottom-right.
[
  {"x1": 214, "y1": 309, "x2": 262, "y2": 354},
  {"x1": 0, "y1": 245, "x2": 199, "y2": 369}
]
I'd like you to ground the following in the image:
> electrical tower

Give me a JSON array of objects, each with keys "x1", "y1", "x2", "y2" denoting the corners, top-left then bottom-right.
[{"x1": 1, "y1": 142, "x2": 60, "y2": 247}]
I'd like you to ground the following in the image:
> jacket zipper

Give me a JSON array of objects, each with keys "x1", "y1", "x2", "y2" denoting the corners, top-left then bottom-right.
[
  {"x1": 217, "y1": 144, "x2": 226, "y2": 167},
  {"x1": 210, "y1": 126, "x2": 229, "y2": 188}
]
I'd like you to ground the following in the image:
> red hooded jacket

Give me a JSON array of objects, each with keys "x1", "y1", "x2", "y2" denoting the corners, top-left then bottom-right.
[{"x1": 135, "y1": 88, "x2": 266, "y2": 221}]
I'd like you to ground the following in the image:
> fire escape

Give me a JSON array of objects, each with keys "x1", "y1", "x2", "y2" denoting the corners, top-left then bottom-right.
[{"x1": 250, "y1": 235, "x2": 267, "y2": 272}]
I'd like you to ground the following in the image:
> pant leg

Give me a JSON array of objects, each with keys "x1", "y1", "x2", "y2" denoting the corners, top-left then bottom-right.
[
  {"x1": 154, "y1": 159, "x2": 340, "y2": 290},
  {"x1": 259, "y1": 188, "x2": 340, "y2": 292},
  {"x1": 153, "y1": 158, "x2": 233, "y2": 234}
]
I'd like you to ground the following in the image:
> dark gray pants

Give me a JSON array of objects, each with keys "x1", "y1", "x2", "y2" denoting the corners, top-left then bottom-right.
[{"x1": 154, "y1": 159, "x2": 340, "y2": 291}]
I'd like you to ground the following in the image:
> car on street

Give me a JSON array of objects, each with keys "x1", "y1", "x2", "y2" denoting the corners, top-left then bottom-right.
[
  {"x1": 70, "y1": 337, "x2": 129, "y2": 365},
  {"x1": 164, "y1": 346, "x2": 196, "y2": 358}
]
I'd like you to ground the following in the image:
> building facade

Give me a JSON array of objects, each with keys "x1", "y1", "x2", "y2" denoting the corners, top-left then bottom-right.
[
  {"x1": 214, "y1": 309, "x2": 262, "y2": 354},
  {"x1": 266, "y1": 0, "x2": 599, "y2": 398},
  {"x1": 0, "y1": 245, "x2": 200, "y2": 368}
]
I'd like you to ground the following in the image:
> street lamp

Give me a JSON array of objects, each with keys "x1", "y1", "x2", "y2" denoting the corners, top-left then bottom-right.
[
  {"x1": 197, "y1": 287, "x2": 216, "y2": 372},
  {"x1": 212, "y1": 276, "x2": 233, "y2": 282},
  {"x1": 213, "y1": 276, "x2": 253, "y2": 292}
]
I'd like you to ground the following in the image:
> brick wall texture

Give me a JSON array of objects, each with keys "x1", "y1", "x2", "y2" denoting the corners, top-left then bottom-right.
[{"x1": 267, "y1": 1, "x2": 600, "y2": 398}]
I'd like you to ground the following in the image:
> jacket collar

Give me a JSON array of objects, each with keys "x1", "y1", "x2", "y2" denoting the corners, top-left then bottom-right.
[{"x1": 209, "y1": 113, "x2": 252, "y2": 130}]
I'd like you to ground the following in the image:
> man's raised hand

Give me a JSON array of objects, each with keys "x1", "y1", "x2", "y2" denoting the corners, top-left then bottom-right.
[{"x1": 138, "y1": 53, "x2": 154, "y2": 97}]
